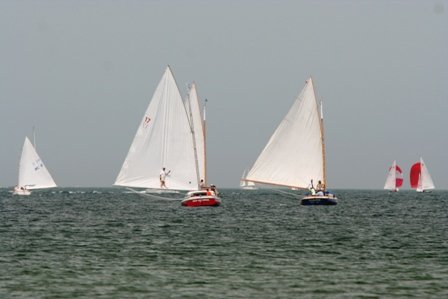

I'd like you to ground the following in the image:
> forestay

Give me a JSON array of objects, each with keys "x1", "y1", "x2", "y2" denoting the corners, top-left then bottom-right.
[
  {"x1": 18, "y1": 137, "x2": 57, "y2": 189},
  {"x1": 245, "y1": 78, "x2": 324, "y2": 189},
  {"x1": 115, "y1": 66, "x2": 199, "y2": 190}
]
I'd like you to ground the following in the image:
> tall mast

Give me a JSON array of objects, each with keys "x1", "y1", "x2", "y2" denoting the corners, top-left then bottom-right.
[
  {"x1": 203, "y1": 99, "x2": 208, "y2": 186},
  {"x1": 311, "y1": 77, "x2": 327, "y2": 185},
  {"x1": 321, "y1": 100, "x2": 327, "y2": 185}
]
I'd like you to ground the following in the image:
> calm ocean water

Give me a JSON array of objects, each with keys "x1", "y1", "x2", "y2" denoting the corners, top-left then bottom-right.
[{"x1": 1, "y1": 188, "x2": 447, "y2": 298}]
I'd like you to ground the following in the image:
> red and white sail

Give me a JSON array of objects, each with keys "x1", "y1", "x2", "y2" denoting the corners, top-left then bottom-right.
[
  {"x1": 384, "y1": 160, "x2": 403, "y2": 191},
  {"x1": 410, "y1": 157, "x2": 435, "y2": 192}
]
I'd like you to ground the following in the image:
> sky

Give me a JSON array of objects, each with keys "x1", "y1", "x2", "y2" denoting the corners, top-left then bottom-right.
[{"x1": 1, "y1": 0, "x2": 447, "y2": 189}]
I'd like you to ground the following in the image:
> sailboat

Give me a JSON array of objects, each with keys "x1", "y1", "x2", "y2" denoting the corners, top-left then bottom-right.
[
  {"x1": 115, "y1": 66, "x2": 200, "y2": 192},
  {"x1": 181, "y1": 82, "x2": 221, "y2": 207},
  {"x1": 114, "y1": 67, "x2": 220, "y2": 206},
  {"x1": 240, "y1": 169, "x2": 257, "y2": 190},
  {"x1": 13, "y1": 136, "x2": 57, "y2": 195},
  {"x1": 243, "y1": 77, "x2": 338, "y2": 205},
  {"x1": 384, "y1": 160, "x2": 403, "y2": 192},
  {"x1": 410, "y1": 157, "x2": 435, "y2": 192}
]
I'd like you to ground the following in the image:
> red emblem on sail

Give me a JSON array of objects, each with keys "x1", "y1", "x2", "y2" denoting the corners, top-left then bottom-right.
[{"x1": 143, "y1": 116, "x2": 151, "y2": 128}]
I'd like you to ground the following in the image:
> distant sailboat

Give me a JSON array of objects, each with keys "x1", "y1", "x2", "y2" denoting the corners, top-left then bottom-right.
[
  {"x1": 13, "y1": 136, "x2": 57, "y2": 195},
  {"x1": 114, "y1": 66, "x2": 200, "y2": 192},
  {"x1": 384, "y1": 160, "x2": 403, "y2": 192},
  {"x1": 410, "y1": 157, "x2": 435, "y2": 192},
  {"x1": 240, "y1": 169, "x2": 257, "y2": 190},
  {"x1": 243, "y1": 77, "x2": 337, "y2": 205}
]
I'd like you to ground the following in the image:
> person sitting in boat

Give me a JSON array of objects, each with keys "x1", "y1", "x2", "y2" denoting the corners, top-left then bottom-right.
[
  {"x1": 159, "y1": 167, "x2": 171, "y2": 189},
  {"x1": 316, "y1": 180, "x2": 325, "y2": 195},
  {"x1": 210, "y1": 184, "x2": 218, "y2": 196},
  {"x1": 316, "y1": 180, "x2": 324, "y2": 191},
  {"x1": 206, "y1": 188, "x2": 212, "y2": 196}
]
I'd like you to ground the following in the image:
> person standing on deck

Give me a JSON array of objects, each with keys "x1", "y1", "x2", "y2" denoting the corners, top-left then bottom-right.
[
  {"x1": 308, "y1": 179, "x2": 316, "y2": 195},
  {"x1": 159, "y1": 167, "x2": 171, "y2": 189}
]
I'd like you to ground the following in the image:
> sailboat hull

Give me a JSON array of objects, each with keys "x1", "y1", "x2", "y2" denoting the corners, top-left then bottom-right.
[
  {"x1": 301, "y1": 195, "x2": 338, "y2": 205},
  {"x1": 181, "y1": 195, "x2": 221, "y2": 207},
  {"x1": 242, "y1": 186, "x2": 258, "y2": 190},
  {"x1": 12, "y1": 189, "x2": 31, "y2": 196}
]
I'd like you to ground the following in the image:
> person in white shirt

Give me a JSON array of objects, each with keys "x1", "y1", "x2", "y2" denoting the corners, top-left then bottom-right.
[{"x1": 159, "y1": 167, "x2": 171, "y2": 188}]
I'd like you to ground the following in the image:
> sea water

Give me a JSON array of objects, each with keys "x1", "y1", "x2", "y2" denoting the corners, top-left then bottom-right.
[{"x1": 1, "y1": 188, "x2": 447, "y2": 298}]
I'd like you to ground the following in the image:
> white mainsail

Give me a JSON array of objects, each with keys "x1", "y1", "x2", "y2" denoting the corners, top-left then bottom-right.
[
  {"x1": 245, "y1": 78, "x2": 324, "y2": 189},
  {"x1": 17, "y1": 137, "x2": 57, "y2": 189},
  {"x1": 419, "y1": 157, "x2": 435, "y2": 191},
  {"x1": 185, "y1": 83, "x2": 206, "y2": 184},
  {"x1": 114, "y1": 66, "x2": 199, "y2": 190}
]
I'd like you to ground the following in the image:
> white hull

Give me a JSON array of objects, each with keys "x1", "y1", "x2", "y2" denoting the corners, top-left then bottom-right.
[
  {"x1": 13, "y1": 189, "x2": 31, "y2": 196},
  {"x1": 242, "y1": 186, "x2": 258, "y2": 190}
]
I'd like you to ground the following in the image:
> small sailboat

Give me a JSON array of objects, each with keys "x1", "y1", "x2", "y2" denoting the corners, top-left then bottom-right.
[
  {"x1": 410, "y1": 157, "x2": 435, "y2": 192},
  {"x1": 181, "y1": 82, "x2": 221, "y2": 207},
  {"x1": 384, "y1": 160, "x2": 403, "y2": 192},
  {"x1": 243, "y1": 77, "x2": 337, "y2": 205},
  {"x1": 240, "y1": 169, "x2": 257, "y2": 190},
  {"x1": 13, "y1": 136, "x2": 57, "y2": 195},
  {"x1": 115, "y1": 66, "x2": 200, "y2": 192}
]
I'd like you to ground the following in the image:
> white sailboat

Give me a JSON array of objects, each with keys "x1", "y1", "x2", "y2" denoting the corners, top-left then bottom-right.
[
  {"x1": 114, "y1": 66, "x2": 200, "y2": 192},
  {"x1": 240, "y1": 169, "x2": 257, "y2": 190},
  {"x1": 384, "y1": 160, "x2": 403, "y2": 192},
  {"x1": 182, "y1": 82, "x2": 221, "y2": 207},
  {"x1": 13, "y1": 136, "x2": 57, "y2": 195},
  {"x1": 243, "y1": 77, "x2": 337, "y2": 205},
  {"x1": 410, "y1": 157, "x2": 435, "y2": 192}
]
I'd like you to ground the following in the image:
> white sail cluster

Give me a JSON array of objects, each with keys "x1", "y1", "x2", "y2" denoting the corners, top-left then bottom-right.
[
  {"x1": 244, "y1": 78, "x2": 325, "y2": 189},
  {"x1": 115, "y1": 67, "x2": 206, "y2": 191}
]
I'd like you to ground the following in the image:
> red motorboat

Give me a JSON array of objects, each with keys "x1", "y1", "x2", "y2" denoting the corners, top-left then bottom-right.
[{"x1": 181, "y1": 190, "x2": 221, "y2": 207}]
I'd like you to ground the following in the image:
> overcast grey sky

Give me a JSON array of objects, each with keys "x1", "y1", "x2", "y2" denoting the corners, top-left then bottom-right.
[{"x1": 1, "y1": 0, "x2": 447, "y2": 189}]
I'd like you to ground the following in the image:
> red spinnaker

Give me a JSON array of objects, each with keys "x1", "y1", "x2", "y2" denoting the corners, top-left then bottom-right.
[
  {"x1": 395, "y1": 165, "x2": 403, "y2": 188},
  {"x1": 410, "y1": 163, "x2": 421, "y2": 189}
]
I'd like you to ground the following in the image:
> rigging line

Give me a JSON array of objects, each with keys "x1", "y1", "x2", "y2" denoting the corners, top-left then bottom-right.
[
  {"x1": 126, "y1": 188, "x2": 183, "y2": 201},
  {"x1": 267, "y1": 188, "x2": 300, "y2": 198}
]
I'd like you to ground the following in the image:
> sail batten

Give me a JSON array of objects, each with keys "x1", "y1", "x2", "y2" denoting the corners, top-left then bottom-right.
[
  {"x1": 245, "y1": 78, "x2": 325, "y2": 188},
  {"x1": 115, "y1": 66, "x2": 199, "y2": 190}
]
